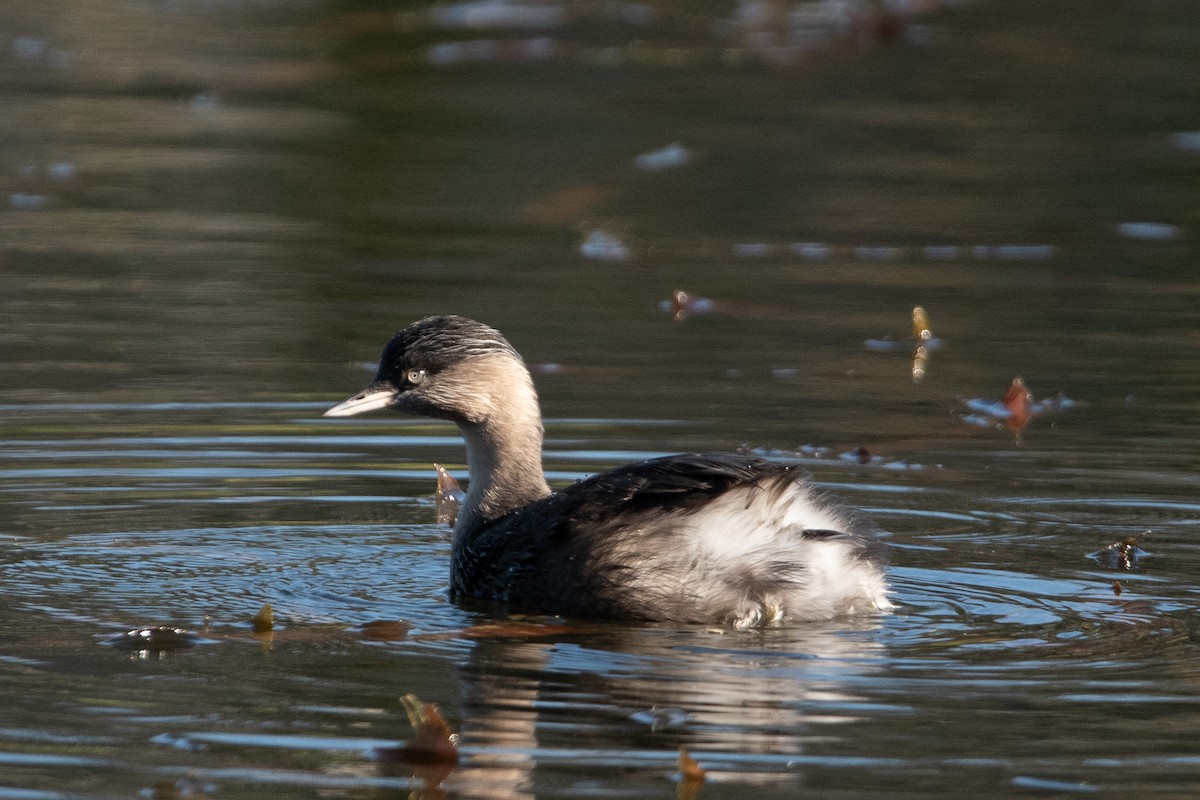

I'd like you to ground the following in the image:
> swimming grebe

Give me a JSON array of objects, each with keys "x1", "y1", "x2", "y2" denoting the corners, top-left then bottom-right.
[{"x1": 325, "y1": 315, "x2": 891, "y2": 626}]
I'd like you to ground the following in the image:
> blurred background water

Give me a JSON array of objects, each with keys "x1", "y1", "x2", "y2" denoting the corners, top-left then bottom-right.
[{"x1": 1, "y1": 0, "x2": 1199, "y2": 797}]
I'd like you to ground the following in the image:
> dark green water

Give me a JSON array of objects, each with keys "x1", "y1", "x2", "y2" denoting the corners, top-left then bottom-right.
[{"x1": 2, "y1": 1, "x2": 1199, "y2": 797}]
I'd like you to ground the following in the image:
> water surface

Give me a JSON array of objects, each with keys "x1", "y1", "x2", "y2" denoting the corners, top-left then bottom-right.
[{"x1": 2, "y1": 0, "x2": 1199, "y2": 797}]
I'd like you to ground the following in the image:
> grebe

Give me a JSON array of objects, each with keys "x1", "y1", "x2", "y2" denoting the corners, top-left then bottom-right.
[{"x1": 325, "y1": 315, "x2": 891, "y2": 626}]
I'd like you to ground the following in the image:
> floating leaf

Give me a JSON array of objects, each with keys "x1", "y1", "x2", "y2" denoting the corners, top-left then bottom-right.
[
  {"x1": 1002, "y1": 376, "x2": 1034, "y2": 431},
  {"x1": 912, "y1": 306, "x2": 932, "y2": 342},
  {"x1": 963, "y1": 377, "x2": 1075, "y2": 437},
  {"x1": 678, "y1": 747, "x2": 707, "y2": 800},
  {"x1": 401, "y1": 695, "x2": 458, "y2": 764},
  {"x1": 911, "y1": 306, "x2": 937, "y2": 382},
  {"x1": 358, "y1": 619, "x2": 413, "y2": 641},
  {"x1": 866, "y1": 306, "x2": 942, "y2": 383},
  {"x1": 372, "y1": 695, "x2": 459, "y2": 789},
  {"x1": 250, "y1": 602, "x2": 274, "y2": 633},
  {"x1": 1089, "y1": 533, "x2": 1150, "y2": 570},
  {"x1": 434, "y1": 464, "x2": 464, "y2": 527},
  {"x1": 659, "y1": 289, "x2": 715, "y2": 322},
  {"x1": 372, "y1": 694, "x2": 459, "y2": 766}
]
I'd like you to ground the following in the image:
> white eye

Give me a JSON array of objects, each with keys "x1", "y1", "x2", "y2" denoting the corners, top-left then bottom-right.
[{"x1": 405, "y1": 368, "x2": 427, "y2": 386}]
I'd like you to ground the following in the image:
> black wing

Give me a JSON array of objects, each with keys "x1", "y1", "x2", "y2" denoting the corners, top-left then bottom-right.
[{"x1": 450, "y1": 453, "x2": 802, "y2": 616}]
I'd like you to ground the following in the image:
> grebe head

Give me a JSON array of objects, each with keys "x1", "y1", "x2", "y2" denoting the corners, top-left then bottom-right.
[
  {"x1": 323, "y1": 315, "x2": 526, "y2": 424},
  {"x1": 325, "y1": 315, "x2": 551, "y2": 526}
]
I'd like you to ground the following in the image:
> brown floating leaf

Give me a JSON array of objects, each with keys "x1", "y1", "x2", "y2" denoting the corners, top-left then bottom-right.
[
  {"x1": 679, "y1": 747, "x2": 706, "y2": 781},
  {"x1": 662, "y1": 289, "x2": 716, "y2": 322},
  {"x1": 678, "y1": 746, "x2": 707, "y2": 800},
  {"x1": 434, "y1": 464, "x2": 464, "y2": 527},
  {"x1": 358, "y1": 619, "x2": 413, "y2": 641},
  {"x1": 1002, "y1": 376, "x2": 1034, "y2": 431},
  {"x1": 911, "y1": 307, "x2": 934, "y2": 382},
  {"x1": 1090, "y1": 534, "x2": 1150, "y2": 570},
  {"x1": 962, "y1": 377, "x2": 1075, "y2": 434},
  {"x1": 372, "y1": 695, "x2": 459, "y2": 792},
  {"x1": 250, "y1": 602, "x2": 274, "y2": 633},
  {"x1": 382, "y1": 694, "x2": 459, "y2": 766}
]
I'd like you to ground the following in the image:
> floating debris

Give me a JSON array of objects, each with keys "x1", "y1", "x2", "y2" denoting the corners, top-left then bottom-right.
[
  {"x1": 250, "y1": 602, "x2": 274, "y2": 633},
  {"x1": 837, "y1": 446, "x2": 923, "y2": 470},
  {"x1": 435, "y1": 463, "x2": 464, "y2": 526},
  {"x1": 910, "y1": 305, "x2": 940, "y2": 382},
  {"x1": 634, "y1": 141, "x2": 692, "y2": 171},
  {"x1": 579, "y1": 229, "x2": 630, "y2": 261},
  {"x1": 372, "y1": 695, "x2": 458, "y2": 788},
  {"x1": 100, "y1": 626, "x2": 205, "y2": 652},
  {"x1": 358, "y1": 619, "x2": 413, "y2": 641},
  {"x1": 373, "y1": 694, "x2": 459, "y2": 766},
  {"x1": 678, "y1": 746, "x2": 707, "y2": 800},
  {"x1": 1089, "y1": 534, "x2": 1150, "y2": 570},
  {"x1": 1002, "y1": 377, "x2": 1034, "y2": 430},
  {"x1": 962, "y1": 377, "x2": 1075, "y2": 435},
  {"x1": 865, "y1": 306, "x2": 942, "y2": 383},
  {"x1": 1117, "y1": 222, "x2": 1182, "y2": 242},
  {"x1": 659, "y1": 289, "x2": 714, "y2": 322}
]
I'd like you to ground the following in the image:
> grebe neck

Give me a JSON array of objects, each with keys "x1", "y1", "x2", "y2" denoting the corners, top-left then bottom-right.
[{"x1": 454, "y1": 381, "x2": 551, "y2": 538}]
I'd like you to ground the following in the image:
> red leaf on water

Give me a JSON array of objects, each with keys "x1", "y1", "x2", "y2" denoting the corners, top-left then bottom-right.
[
  {"x1": 373, "y1": 694, "x2": 459, "y2": 767},
  {"x1": 1002, "y1": 376, "x2": 1034, "y2": 431},
  {"x1": 678, "y1": 746, "x2": 707, "y2": 800}
]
